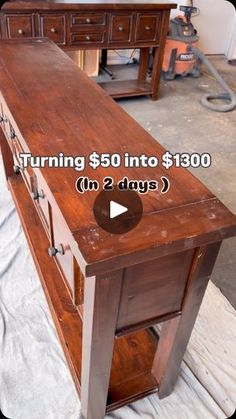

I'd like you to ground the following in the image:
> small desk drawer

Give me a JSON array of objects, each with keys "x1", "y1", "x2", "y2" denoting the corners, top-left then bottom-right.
[
  {"x1": 39, "y1": 15, "x2": 66, "y2": 45},
  {"x1": 71, "y1": 13, "x2": 106, "y2": 26},
  {"x1": 109, "y1": 14, "x2": 133, "y2": 43},
  {"x1": 70, "y1": 32, "x2": 104, "y2": 45},
  {"x1": 135, "y1": 14, "x2": 161, "y2": 43},
  {"x1": 11, "y1": 136, "x2": 34, "y2": 194},
  {"x1": 4, "y1": 15, "x2": 35, "y2": 38},
  {"x1": 50, "y1": 209, "x2": 74, "y2": 295},
  {"x1": 33, "y1": 174, "x2": 50, "y2": 233}
]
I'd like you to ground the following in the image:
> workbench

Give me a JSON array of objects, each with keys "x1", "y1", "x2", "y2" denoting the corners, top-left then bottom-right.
[
  {"x1": 0, "y1": 0, "x2": 176, "y2": 99},
  {"x1": 0, "y1": 38, "x2": 235, "y2": 419}
]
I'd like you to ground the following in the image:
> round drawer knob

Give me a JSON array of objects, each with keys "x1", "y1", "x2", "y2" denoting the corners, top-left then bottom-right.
[
  {"x1": 48, "y1": 244, "x2": 64, "y2": 257},
  {"x1": 50, "y1": 28, "x2": 57, "y2": 33},
  {"x1": 31, "y1": 189, "x2": 45, "y2": 200},
  {"x1": 118, "y1": 26, "x2": 124, "y2": 32},
  {"x1": 86, "y1": 18, "x2": 91, "y2": 23},
  {"x1": 18, "y1": 29, "x2": 24, "y2": 35},
  {"x1": 145, "y1": 26, "x2": 151, "y2": 31},
  {"x1": 85, "y1": 35, "x2": 91, "y2": 41},
  {"x1": 10, "y1": 130, "x2": 16, "y2": 139},
  {"x1": 13, "y1": 165, "x2": 20, "y2": 174}
]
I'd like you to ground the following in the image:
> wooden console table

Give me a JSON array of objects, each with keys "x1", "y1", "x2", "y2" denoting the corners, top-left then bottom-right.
[
  {"x1": 0, "y1": 38, "x2": 236, "y2": 419},
  {"x1": 0, "y1": 0, "x2": 176, "y2": 100}
]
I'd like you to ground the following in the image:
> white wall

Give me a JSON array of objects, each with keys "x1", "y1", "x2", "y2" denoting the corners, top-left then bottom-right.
[
  {"x1": 193, "y1": 0, "x2": 236, "y2": 55},
  {"x1": 225, "y1": 13, "x2": 236, "y2": 59}
]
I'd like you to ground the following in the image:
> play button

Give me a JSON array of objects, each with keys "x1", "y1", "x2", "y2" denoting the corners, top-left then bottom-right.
[
  {"x1": 93, "y1": 187, "x2": 143, "y2": 234},
  {"x1": 110, "y1": 201, "x2": 128, "y2": 219}
]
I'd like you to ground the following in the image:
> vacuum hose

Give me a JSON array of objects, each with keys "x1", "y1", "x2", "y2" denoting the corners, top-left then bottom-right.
[{"x1": 190, "y1": 47, "x2": 236, "y2": 112}]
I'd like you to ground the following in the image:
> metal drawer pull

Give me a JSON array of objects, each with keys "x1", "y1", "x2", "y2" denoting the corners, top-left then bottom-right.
[
  {"x1": 86, "y1": 18, "x2": 91, "y2": 23},
  {"x1": 32, "y1": 189, "x2": 45, "y2": 200},
  {"x1": 13, "y1": 165, "x2": 20, "y2": 174},
  {"x1": 18, "y1": 29, "x2": 24, "y2": 35},
  {"x1": 50, "y1": 28, "x2": 57, "y2": 33},
  {"x1": 118, "y1": 26, "x2": 124, "y2": 32},
  {"x1": 145, "y1": 26, "x2": 151, "y2": 31},
  {"x1": 85, "y1": 35, "x2": 91, "y2": 41},
  {"x1": 48, "y1": 244, "x2": 64, "y2": 257},
  {"x1": 10, "y1": 130, "x2": 15, "y2": 139}
]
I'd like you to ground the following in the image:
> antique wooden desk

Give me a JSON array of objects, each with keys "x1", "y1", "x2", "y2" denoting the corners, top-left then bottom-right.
[
  {"x1": 0, "y1": 38, "x2": 236, "y2": 419},
  {"x1": 0, "y1": 0, "x2": 176, "y2": 100}
]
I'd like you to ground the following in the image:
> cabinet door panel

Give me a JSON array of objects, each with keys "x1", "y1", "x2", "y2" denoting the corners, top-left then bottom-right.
[{"x1": 117, "y1": 249, "x2": 195, "y2": 333}]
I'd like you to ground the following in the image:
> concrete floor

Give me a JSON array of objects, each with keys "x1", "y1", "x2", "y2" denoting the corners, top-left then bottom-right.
[{"x1": 97, "y1": 56, "x2": 236, "y2": 308}]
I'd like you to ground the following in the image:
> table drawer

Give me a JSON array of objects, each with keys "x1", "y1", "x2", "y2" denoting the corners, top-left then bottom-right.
[
  {"x1": 70, "y1": 32, "x2": 104, "y2": 45},
  {"x1": 32, "y1": 173, "x2": 50, "y2": 233},
  {"x1": 50, "y1": 208, "x2": 74, "y2": 295},
  {"x1": 11, "y1": 136, "x2": 32, "y2": 189},
  {"x1": 4, "y1": 14, "x2": 35, "y2": 38},
  {"x1": 135, "y1": 14, "x2": 161, "y2": 43},
  {"x1": 39, "y1": 15, "x2": 66, "y2": 45},
  {"x1": 109, "y1": 14, "x2": 133, "y2": 43},
  {"x1": 71, "y1": 13, "x2": 106, "y2": 26},
  {"x1": 0, "y1": 113, "x2": 12, "y2": 146}
]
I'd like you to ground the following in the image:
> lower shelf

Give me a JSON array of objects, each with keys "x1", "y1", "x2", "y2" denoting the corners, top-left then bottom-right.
[
  {"x1": 98, "y1": 79, "x2": 153, "y2": 98},
  {"x1": 8, "y1": 174, "x2": 159, "y2": 412}
]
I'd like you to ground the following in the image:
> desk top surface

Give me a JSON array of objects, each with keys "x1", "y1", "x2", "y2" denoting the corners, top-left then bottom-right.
[
  {"x1": 0, "y1": 38, "x2": 235, "y2": 272},
  {"x1": 1, "y1": 0, "x2": 177, "y2": 10}
]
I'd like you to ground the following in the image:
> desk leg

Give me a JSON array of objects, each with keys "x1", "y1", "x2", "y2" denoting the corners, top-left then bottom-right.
[
  {"x1": 138, "y1": 48, "x2": 150, "y2": 82},
  {"x1": 151, "y1": 242, "x2": 222, "y2": 398},
  {"x1": 151, "y1": 10, "x2": 170, "y2": 101},
  {"x1": 81, "y1": 270, "x2": 123, "y2": 419},
  {"x1": 0, "y1": 128, "x2": 14, "y2": 180},
  {"x1": 150, "y1": 47, "x2": 163, "y2": 101}
]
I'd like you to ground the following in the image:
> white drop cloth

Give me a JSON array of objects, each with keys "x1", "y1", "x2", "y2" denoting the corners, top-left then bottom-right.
[{"x1": 0, "y1": 158, "x2": 235, "y2": 419}]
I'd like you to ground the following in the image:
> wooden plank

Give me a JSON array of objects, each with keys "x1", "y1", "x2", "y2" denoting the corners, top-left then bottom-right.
[
  {"x1": 2, "y1": 1, "x2": 177, "y2": 12},
  {"x1": 75, "y1": 198, "x2": 236, "y2": 276},
  {"x1": 98, "y1": 79, "x2": 152, "y2": 98}
]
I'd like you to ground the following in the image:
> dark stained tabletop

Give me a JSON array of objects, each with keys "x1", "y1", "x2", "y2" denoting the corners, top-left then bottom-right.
[
  {"x1": 1, "y1": 0, "x2": 177, "y2": 10},
  {"x1": 0, "y1": 38, "x2": 235, "y2": 273}
]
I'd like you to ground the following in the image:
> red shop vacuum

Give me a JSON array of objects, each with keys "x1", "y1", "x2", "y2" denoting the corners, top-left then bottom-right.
[{"x1": 162, "y1": 1, "x2": 236, "y2": 112}]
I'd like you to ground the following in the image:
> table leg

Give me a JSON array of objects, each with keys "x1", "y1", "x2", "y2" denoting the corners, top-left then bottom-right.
[
  {"x1": 150, "y1": 10, "x2": 170, "y2": 100},
  {"x1": 138, "y1": 48, "x2": 150, "y2": 82},
  {"x1": 0, "y1": 128, "x2": 14, "y2": 180},
  {"x1": 151, "y1": 242, "x2": 222, "y2": 398},
  {"x1": 80, "y1": 270, "x2": 123, "y2": 419},
  {"x1": 150, "y1": 47, "x2": 163, "y2": 101}
]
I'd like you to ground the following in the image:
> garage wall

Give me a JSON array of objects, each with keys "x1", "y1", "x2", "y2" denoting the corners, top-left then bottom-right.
[
  {"x1": 193, "y1": 0, "x2": 236, "y2": 56},
  {"x1": 225, "y1": 14, "x2": 236, "y2": 59}
]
